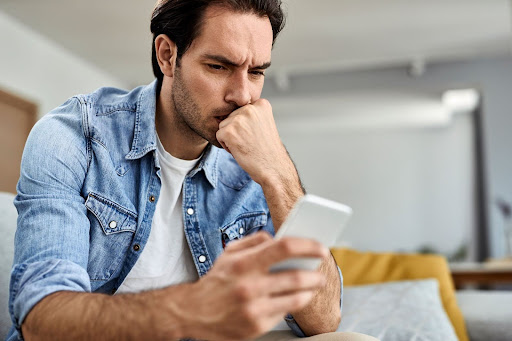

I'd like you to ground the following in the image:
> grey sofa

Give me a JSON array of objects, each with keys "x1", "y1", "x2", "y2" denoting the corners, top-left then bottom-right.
[{"x1": 1, "y1": 191, "x2": 512, "y2": 340}]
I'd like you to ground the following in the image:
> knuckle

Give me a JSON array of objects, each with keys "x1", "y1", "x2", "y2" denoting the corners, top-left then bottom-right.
[
  {"x1": 224, "y1": 127, "x2": 236, "y2": 139},
  {"x1": 256, "y1": 231, "x2": 272, "y2": 242},
  {"x1": 241, "y1": 303, "x2": 258, "y2": 322},
  {"x1": 279, "y1": 238, "x2": 295, "y2": 255},
  {"x1": 259, "y1": 98, "x2": 271, "y2": 108},
  {"x1": 234, "y1": 281, "x2": 252, "y2": 301},
  {"x1": 232, "y1": 258, "x2": 248, "y2": 273},
  {"x1": 292, "y1": 292, "x2": 311, "y2": 309},
  {"x1": 292, "y1": 272, "x2": 306, "y2": 287}
]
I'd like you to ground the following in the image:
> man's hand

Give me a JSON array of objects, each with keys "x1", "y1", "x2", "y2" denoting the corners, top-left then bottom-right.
[
  {"x1": 216, "y1": 99, "x2": 297, "y2": 188},
  {"x1": 216, "y1": 99, "x2": 305, "y2": 230},
  {"x1": 175, "y1": 232, "x2": 329, "y2": 340},
  {"x1": 216, "y1": 99, "x2": 342, "y2": 336}
]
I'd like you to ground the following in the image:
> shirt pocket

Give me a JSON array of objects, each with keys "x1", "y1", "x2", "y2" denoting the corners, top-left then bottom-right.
[
  {"x1": 220, "y1": 211, "x2": 268, "y2": 248},
  {"x1": 85, "y1": 193, "x2": 137, "y2": 281}
]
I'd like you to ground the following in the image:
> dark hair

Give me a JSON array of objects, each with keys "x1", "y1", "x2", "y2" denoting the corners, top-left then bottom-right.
[{"x1": 150, "y1": 0, "x2": 286, "y2": 85}]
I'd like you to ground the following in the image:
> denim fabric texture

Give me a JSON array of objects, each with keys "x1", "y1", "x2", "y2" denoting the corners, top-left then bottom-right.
[{"x1": 7, "y1": 80, "x2": 342, "y2": 340}]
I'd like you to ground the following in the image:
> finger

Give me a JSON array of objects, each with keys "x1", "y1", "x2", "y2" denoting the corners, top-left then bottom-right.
[
  {"x1": 261, "y1": 290, "x2": 317, "y2": 317},
  {"x1": 218, "y1": 106, "x2": 245, "y2": 129},
  {"x1": 216, "y1": 129, "x2": 232, "y2": 154},
  {"x1": 224, "y1": 231, "x2": 273, "y2": 253},
  {"x1": 263, "y1": 270, "x2": 326, "y2": 296},
  {"x1": 256, "y1": 237, "x2": 329, "y2": 270},
  {"x1": 219, "y1": 138, "x2": 231, "y2": 154}
]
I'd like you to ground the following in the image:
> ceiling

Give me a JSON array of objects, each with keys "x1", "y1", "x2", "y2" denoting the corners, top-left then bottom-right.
[{"x1": 1, "y1": 0, "x2": 511, "y2": 87}]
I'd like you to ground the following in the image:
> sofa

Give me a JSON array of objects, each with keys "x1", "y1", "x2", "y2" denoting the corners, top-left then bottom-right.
[
  {"x1": 330, "y1": 248, "x2": 512, "y2": 340},
  {"x1": 1, "y1": 191, "x2": 511, "y2": 340}
]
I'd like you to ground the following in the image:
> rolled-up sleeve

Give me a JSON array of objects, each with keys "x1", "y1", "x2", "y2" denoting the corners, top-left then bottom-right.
[
  {"x1": 8, "y1": 97, "x2": 92, "y2": 337},
  {"x1": 284, "y1": 265, "x2": 344, "y2": 336}
]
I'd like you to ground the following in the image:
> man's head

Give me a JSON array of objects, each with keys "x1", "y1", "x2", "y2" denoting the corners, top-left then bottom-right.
[
  {"x1": 151, "y1": 0, "x2": 285, "y2": 86},
  {"x1": 151, "y1": 0, "x2": 285, "y2": 152}
]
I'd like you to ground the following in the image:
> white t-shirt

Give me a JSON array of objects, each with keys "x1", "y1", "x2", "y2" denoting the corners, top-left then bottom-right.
[{"x1": 117, "y1": 134, "x2": 200, "y2": 294}]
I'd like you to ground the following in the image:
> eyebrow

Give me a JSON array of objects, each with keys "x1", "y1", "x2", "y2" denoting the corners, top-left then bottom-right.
[{"x1": 202, "y1": 54, "x2": 271, "y2": 70}]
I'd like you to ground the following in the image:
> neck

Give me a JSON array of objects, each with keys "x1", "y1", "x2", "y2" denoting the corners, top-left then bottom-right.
[{"x1": 155, "y1": 80, "x2": 208, "y2": 160}]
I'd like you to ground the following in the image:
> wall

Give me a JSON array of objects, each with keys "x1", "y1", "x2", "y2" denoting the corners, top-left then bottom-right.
[
  {"x1": 264, "y1": 56, "x2": 512, "y2": 259},
  {"x1": 0, "y1": 10, "x2": 127, "y2": 118}
]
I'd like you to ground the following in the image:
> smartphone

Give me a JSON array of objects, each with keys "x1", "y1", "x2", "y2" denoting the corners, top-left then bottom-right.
[{"x1": 270, "y1": 194, "x2": 352, "y2": 272}]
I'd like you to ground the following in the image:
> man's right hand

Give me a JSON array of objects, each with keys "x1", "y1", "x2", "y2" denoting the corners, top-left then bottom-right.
[
  {"x1": 173, "y1": 232, "x2": 328, "y2": 340},
  {"x1": 22, "y1": 232, "x2": 327, "y2": 341}
]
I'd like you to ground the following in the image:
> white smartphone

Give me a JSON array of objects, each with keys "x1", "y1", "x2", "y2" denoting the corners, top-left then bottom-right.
[{"x1": 270, "y1": 194, "x2": 352, "y2": 272}]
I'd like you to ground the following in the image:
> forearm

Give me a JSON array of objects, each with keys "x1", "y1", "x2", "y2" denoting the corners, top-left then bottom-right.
[
  {"x1": 22, "y1": 285, "x2": 192, "y2": 341},
  {"x1": 291, "y1": 253, "x2": 342, "y2": 335},
  {"x1": 259, "y1": 149, "x2": 305, "y2": 230}
]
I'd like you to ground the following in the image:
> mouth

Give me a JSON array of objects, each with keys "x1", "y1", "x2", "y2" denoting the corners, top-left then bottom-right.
[{"x1": 215, "y1": 115, "x2": 229, "y2": 124}]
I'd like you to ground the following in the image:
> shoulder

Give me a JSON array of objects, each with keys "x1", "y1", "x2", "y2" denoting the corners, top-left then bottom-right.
[
  {"x1": 86, "y1": 85, "x2": 145, "y2": 116},
  {"x1": 29, "y1": 96, "x2": 86, "y2": 151}
]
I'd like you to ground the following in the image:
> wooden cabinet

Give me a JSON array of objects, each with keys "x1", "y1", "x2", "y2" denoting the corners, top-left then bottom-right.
[{"x1": 0, "y1": 89, "x2": 37, "y2": 194}]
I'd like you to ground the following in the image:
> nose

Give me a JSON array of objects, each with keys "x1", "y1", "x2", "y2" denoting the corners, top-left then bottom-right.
[{"x1": 224, "y1": 72, "x2": 253, "y2": 107}]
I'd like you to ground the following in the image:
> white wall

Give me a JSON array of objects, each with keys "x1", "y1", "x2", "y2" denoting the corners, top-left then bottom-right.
[
  {"x1": 0, "y1": 11, "x2": 127, "y2": 118},
  {"x1": 264, "y1": 57, "x2": 512, "y2": 259}
]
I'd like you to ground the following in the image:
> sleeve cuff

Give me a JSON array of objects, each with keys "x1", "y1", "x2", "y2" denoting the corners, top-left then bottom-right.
[{"x1": 9, "y1": 259, "x2": 91, "y2": 336}]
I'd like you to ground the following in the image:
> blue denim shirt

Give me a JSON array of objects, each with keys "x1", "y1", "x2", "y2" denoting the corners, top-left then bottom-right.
[{"x1": 7, "y1": 80, "x2": 343, "y2": 340}]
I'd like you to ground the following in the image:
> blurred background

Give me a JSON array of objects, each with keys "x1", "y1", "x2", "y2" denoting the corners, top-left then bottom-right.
[{"x1": 1, "y1": 0, "x2": 512, "y2": 263}]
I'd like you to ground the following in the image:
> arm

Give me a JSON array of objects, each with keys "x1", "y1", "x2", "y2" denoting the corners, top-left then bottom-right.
[
  {"x1": 23, "y1": 233, "x2": 328, "y2": 341},
  {"x1": 216, "y1": 99, "x2": 342, "y2": 335},
  {"x1": 22, "y1": 288, "x2": 183, "y2": 340},
  {"x1": 13, "y1": 99, "x2": 328, "y2": 341}
]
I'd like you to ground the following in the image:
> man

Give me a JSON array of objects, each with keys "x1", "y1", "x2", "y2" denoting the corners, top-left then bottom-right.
[{"x1": 7, "y1": 1, "x2": 345, "y2": 340}]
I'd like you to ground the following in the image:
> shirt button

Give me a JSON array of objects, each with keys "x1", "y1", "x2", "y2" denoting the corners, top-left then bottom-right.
[
  {"x1": 133, "y1": 244, "x2": 140, "y2": 251},
  {"x1": 198, "y1": 255, "x2": 206, "y2": 263},
  {"x1": 239, "y1": 227, "x2": 245, "y2": 234},
  {"x1": 109, "y1": 221, "x2": 117, "y2": 229},
  {"x1": 149, "y1": 195, "x2": 156, "y2": 202},
  {"x1": 187, "y1": 208, "x2": 194, "y2": 215}
]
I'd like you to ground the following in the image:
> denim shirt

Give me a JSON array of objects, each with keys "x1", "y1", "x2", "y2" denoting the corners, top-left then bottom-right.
[{"x1": 7, "y1": 80, "x2": 343, "y2": 340}]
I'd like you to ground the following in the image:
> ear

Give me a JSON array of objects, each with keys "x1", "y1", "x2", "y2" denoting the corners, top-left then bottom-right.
[{"x1": 155, "y1": 34, "x2": 178, "y2": 77}]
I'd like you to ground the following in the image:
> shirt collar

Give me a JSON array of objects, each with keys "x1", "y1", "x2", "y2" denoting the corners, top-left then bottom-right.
[
  {"x1": 125, "y1": 79, "x2": 219, "y2": 188},
  {"x1": 125, "y1": 80, "x2": 158, "y2": 161},
  {"x1": 187, "y1": 144, "x2": 219, "y2": 188}
]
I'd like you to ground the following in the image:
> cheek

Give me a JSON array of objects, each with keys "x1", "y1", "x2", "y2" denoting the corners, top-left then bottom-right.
[
  {"x1": 192, "y1": 75, "x2": 229, "y2": 112},
  {"x1": 252, "y1": 81, "x2": 264, "y2": 100}
]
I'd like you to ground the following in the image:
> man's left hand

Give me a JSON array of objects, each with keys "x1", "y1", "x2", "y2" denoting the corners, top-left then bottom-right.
[{"x1": 216, "y1": 99, "x2": 294, "y2": 187}]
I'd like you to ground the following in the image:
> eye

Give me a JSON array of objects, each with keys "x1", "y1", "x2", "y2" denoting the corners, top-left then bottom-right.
[
  {"x1": 250, "y1": 70, "x2": 265, "y2": 77},
  {"x1": 208, "y1": 64, "x2": 225, "y2": 70}
]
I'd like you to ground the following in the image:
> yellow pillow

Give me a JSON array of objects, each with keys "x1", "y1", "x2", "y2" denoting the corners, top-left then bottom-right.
[{"x1": 330, "y1": 248, "x2": 469, "y2": 341}]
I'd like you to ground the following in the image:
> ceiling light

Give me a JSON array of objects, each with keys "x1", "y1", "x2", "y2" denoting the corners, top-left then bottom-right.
[{"x1": 442, "y1": 89, "x2": 480, "y2": 114}]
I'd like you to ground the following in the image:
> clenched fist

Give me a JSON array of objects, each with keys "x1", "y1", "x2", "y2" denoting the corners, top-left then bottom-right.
[{"x1": 216, "y1": 99, "x2": 296, "y2": 187}]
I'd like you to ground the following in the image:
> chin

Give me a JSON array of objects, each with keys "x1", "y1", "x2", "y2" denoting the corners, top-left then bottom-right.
[{"x1": 210, "y1": 139, "x2": 223, "y2": 149}]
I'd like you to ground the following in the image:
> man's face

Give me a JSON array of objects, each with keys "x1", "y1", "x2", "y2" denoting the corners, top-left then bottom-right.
[{"x1": 169, "y1": 6, "x2": 273, "y2": 148}]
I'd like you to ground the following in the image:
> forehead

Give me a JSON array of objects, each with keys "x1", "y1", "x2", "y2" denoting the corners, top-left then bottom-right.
[{"x1": 187, "y1": 5, "x2": 273, "y2": 65}]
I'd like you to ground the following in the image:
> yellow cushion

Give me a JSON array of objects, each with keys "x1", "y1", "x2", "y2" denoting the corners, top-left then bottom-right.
[{"x1": 331, "y1": 248, "x2": 469, "y2": 341}]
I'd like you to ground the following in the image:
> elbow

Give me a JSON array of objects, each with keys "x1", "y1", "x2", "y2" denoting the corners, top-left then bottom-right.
[
  {"x1": 323, "y1": 307, "x2": 342, "y2": 333},
  {"x1": 324, "y1": 311, "x2": 341, "y2": 333},
  {"x1": 332, "y1": 311, "x2": 342, "y2": 332},
  {"x1": 306, "y1": 311, "x2": 341, "y2": 335}
]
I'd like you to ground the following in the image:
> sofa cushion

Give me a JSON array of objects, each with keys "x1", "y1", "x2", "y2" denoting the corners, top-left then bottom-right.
[
  {"x1": 331, "y1": 248, "x2": 469, "y2": 341},
  {"x1": 338, "y1": 279, "x2": 458, "y2": 341}
]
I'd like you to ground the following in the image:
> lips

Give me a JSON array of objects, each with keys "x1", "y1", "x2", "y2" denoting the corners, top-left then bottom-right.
[{"x1": 215, "y1": 115, "x2": 229, "y2": 124}]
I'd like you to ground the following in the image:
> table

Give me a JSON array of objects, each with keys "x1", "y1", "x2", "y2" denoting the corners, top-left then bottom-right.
[{"x1": 450, "y1": 260, "x2": 512, "y2": 289}]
